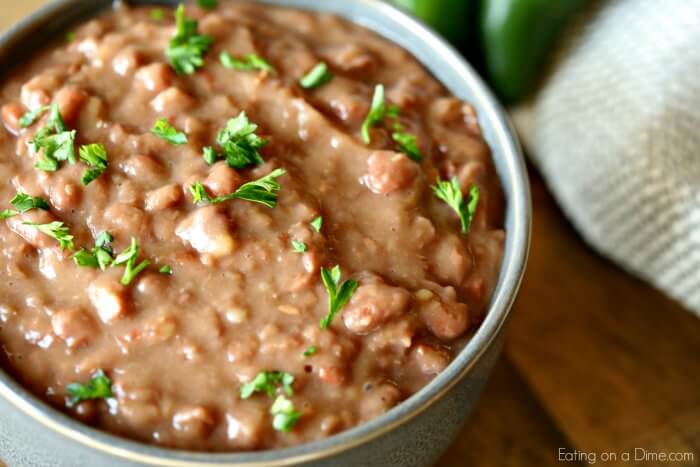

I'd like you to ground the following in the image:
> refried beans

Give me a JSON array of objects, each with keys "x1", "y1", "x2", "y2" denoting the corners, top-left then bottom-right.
[{"x1": 0, "y1": 1, "x2": 505, "y2": 451}]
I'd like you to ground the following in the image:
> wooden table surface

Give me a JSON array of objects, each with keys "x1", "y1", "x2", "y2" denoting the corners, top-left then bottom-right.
[{"x1": 2, "y1": 3, "x2": 699, "y2": 466}]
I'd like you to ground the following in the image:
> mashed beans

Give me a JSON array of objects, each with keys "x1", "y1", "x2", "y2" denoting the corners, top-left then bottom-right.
[{"x1": 0, "y1": 2, "x2": 504, "y2": 451}]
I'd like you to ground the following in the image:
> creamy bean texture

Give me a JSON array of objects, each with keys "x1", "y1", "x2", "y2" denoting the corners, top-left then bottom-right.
[{"x1": 0, "y1": 2, "x2": 504, "y2": 451}]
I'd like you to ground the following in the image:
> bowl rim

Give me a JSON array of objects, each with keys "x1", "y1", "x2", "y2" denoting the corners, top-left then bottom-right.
[{"x1": 0, "y1": 0, "x2": 531, "y2": 465}]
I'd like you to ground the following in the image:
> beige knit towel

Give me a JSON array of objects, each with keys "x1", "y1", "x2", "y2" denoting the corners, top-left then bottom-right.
[{"x1": 512, "y1": 0, "x2": 700, "y2": 315}]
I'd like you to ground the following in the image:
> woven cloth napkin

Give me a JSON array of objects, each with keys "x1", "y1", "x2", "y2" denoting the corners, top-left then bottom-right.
[{"x1": 511, "y1": 0, "x2": 700, "y2": 316}]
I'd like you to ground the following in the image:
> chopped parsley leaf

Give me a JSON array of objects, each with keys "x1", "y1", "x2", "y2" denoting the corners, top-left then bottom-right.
[
  {"x1": 299, "y1": 62, "x2": 333, "y2": 89},
  {"x1": 190, "y1": 167, "x2": 286, "y2": 208},
  {"x1": 240, "y1": 371, "x2": 295, "y2": 399},
  {"x1": 202, "y1": 146, "x2": 217, "y2": 165},
  {"x1": 159, "y1": 265, "x2": 173, "y2": 275},
  {"x1": 66, "y1": 369, "x2": 112, "y2": 406},
  {"x1": 361, "y1": 84, "x2": 386, "y2": 144},
  {"x1": 19, "y1": 105, "x2": 50, "y2": 128},
  {"x1": 310, "y1": 216, "x2": 323, "y2": 233},
  {"x1": 23, "y1": 221, "x2": 74, "y2": 250},
  {"x1": 319, "y1": 266, "x2": 358, "y2": 329},
  {"x1": 73, "y1": 232, "x2": 114, "y2": 271},
  {"x1": 197, "y1": 0, "x2": 218, "y2": 9},
  {"x1": 270, "y1": 395, "x2": 301, "y2": 432},
  {"x1": 151, "y1": 118, "x2": 188, "y2": 145},
  {"x1": 112, "y1": 237, "x2": 151, "y2": 285},
  {"x1": 392, "y1": 132, "x2": 422, "y2": 162},
  {"x1": 0, "y1": 190, "x2": 50, "y2": 218},
  {"x1": 303, "y1": 345, "x2": 317, "y2": 357},
  {"x1": 166, "y1": 4, "x2": 213, "y2": 75},
  {"x1": 29, "y1": 104, "x2": 76, "y2": 171},
  {"x1": 220, "y1": 52, "x2": 274, "y2": 73},
  {"x1": 79, "y1": 143, "x2": 108, "y2": 185},
  {"x1": 65, "y1": 31, "x2": 76, "y2": 43},
  {"x1": 291, "y1": 239, "x2": 307, "y2": 253},
  {"x1": 432, "y1": 178, "x2": 480, "y2": 235}
]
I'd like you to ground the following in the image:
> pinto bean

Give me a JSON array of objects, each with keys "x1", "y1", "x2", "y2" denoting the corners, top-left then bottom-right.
[
  {"x1": 363, "y1": 150, "x2": 418, "y2": 195},
  {"x1": 418, "y1": 292, "x2": 469, "y2": 341},
  {"x1": 145, "y1": 184, "x2": 183, "y2": 211},
  {"x1": 342, "y1": 281, "x2": 411, "y2": 334},
  {"x1": 53, "y1": 86, "x2": 88, "y2": 124},
  {"x1": 6, "y1": 211, "x2": 57, "y2": 249},
  {"x1": 172, "y1": 406, "x2": 216, "y2": 439},
  {"x1": 151, "y1": 87, "x2": 193, "y2": 115},
  {"x1": 176, "y1": 206, "x2": 236, "y2": 258},
  {"x1": 136, "y1": 63, "x2": 174, "y2": 92},
  {"x1": 51, "y1": 308, "x2": 98, "y2": 348},
  {"x1": 1, "y1": 102, "x2": 24, "y2": 134},
  {"x1": 359, "y1": 383, "x2": 402, "y2": 421},
  {"x1": 203, "y1": 162, "x2": 242, "y2": 197},
  {"x1": 411, "y1": 343, "x2": 450, "y2": 376},
  {"x1": 87, "y1": 273, "x2": 128, "y2": 323}
]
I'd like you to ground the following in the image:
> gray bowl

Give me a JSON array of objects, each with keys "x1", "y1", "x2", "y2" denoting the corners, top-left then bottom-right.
[{"x1": 0, "y1": 1, "x2": 531, "y2": 466}]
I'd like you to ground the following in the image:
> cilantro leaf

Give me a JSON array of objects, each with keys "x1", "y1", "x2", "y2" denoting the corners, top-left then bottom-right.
[
  {"x1": 190, "y1": 168, "x2": 286, "y2": 208},
  {"x1": 220, "y1": 51, "x2": 274, "y2": 73},
  {"x1": 299, "y1": 62, "x2": 333, "y2": 89},
  {"x1": 270, "y1": 395, "x2": 301, "y2": 432},
  {"x1": 392, "y1": 132, "x2": 422, "y2": 162},
  {"x1": 66, "y1": 369, "x2": 113, "y2": 406},
  {"x1": 240, "y1": 371, "x2": 295, "y2": 399},
  {"x1": 361, "y1": 84, "x2": 386, "y2": 144},
  {"x1": 159, "y1": 265, "x2": 173, "y2": 275},
  {"x1": 291, "y1": 239, "x2": 307, "y2": 253},
  {"x1": 432, "y1": 178, "x2": 480, "y2": 235},
  {"x1": 150, "y1": 8, "x2": 165, "y2": 21},
  {"x1": 29, "y1": 104, "x2": 76, "y2": 171},
  {"x1": 303, "y1": 345, "x2": 317, "y2": 357},
  {"x1": 0, "y1": 190, "x2": 49, "y2": 219},
  {"x1": 112, "y1": 237, "x2": 151, "y2": 285},
  {"x1": 166, "y1": 4, "x2": 213, "y2": 75},
  {"x1": 79, "y1": 143, "x2": 108, "y2": 185},
  {"x1": 209, "y1": 111, "x2": 267, "y2": 169},
  {"x1": 19, "y1": 105, "x2": 50, "y2": 128},
  {"x1": 202, "y1": 146, "x2": 217, "y2": 165},
  {"x1": 73, "y1": 232, "x2": 114, "y2": 270},
  {"x1": 319, "y1": 265, "x2": 358, "y2": 329},
  {"x1": 22, "y1": 221, "x2": 74, "y2": 250},
  {"x1": 197, "y1": 0, "x2": 218, "y2": 9},
  {"x1": 151, "y1": 118, "x2": 188, "y2": 145},
  {"x1": 310, "y1": 216, "x2": 323, "y2": 233}
]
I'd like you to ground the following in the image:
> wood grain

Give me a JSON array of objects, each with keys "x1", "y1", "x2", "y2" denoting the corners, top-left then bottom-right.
[{"x1": 1, "y1": 3, "x2": 699, "y2": 466}]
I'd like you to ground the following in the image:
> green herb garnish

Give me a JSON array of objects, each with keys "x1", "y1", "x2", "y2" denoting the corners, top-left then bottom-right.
[
  {"x1": 319, "y1": 266, "x2": 358, "y2": 329},
  {"x1": 392, "y1": 132, "x2": 422, "y2": 162},
  {"x1": 432, "y1": 178, "x2": 480, "y2": 235},
  {"x1": 150, "y1": 8, "x2": 165, "y2": 21},
  {"x1": 112, "y1": 237, "x2": 151, "y2": 285},
  {"x1": 22, "y1": 221, "x2": 74, "y2": 250},
  {"x1": 240, "y1": 371, "x2": 295, "y2": 399},
  {"x1": 19, "y1": 105, "x2": 50, "y2": 128},
  {"x1": 299, "y1": 62, "x2": 333, "y2": 89},
  {"x1": 30, "y1": 105, "x2": 76, "y2": 171},
  {"x1": 79, "y1": 143, "x2": 108, "y2": 185},
  {"x1": 310, "y1": 216, "x2": 322, "y2": 233},
  {"x1": 166, "y1": 4, "x2": 213, "y2": 75},
  {"x1": 220, "y1": 52, "x2": 274, "y2": 73},
  {"x1": 73, "y1": 232, "x2": 114, "y2": 270},
  {"x1": 361, "y1": 84, "x2": 386, "y2": 144},
  {"x1": 303, "y1": 345, "x2": 317, "y2": 357},
  {"x1": 151, "y1": 118, "x2": 188, "y2": 145},
  {"x1": 203, "y1": 112, "x2": 268, "y2": 169},
  {"x1": 291, "y1": 240, "x2": 307, "y2": 253},
  {"x1": 0, "y1": 190, "x2": 50, "y2": 219},
  {"x1": 270, "y1": 395, "x2": 301, "y2": 432},
  {"x1": 190, "y1": 167, "x2": 286, "y2": 208},
  {"x1": 66, "y1": 369, "x2": 113, "y2": 406},
  {"x1": 197, "y1": 0, "x2": 218, "y2": 9},
  {"x1": 65, "y1": 31, "x2": 76, "y2": 43},
  {"x1": 159, "y1": 265, "x2": 172, "y2": 275}
]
